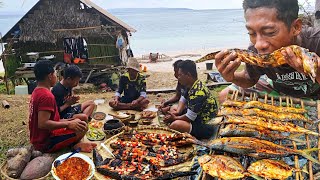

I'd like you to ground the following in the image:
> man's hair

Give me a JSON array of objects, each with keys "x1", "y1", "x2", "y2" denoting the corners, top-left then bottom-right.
[
  {"x1": 178, "y1": 60, "x2": 197, "y2": 78},
  {"x1": 34, "y1": 60, "x2": 55, "y2": 81},
  {"x1": 63, "y1": 65, "x2": 83, "y2": 79},
  {"x1": 243, "y1": 0, "x2": 299, "y2": 28},
  {"x1": 173, "y1": 60, "x2": 183, "y2": 69}
]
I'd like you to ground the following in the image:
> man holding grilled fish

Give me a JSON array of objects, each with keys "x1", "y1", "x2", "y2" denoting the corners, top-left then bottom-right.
[{"x1": 214, "y1": 0, "x2": 320, "y2": 103}]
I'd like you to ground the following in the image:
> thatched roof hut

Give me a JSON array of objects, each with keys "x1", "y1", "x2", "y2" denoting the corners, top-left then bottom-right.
[{"x1": 1, "y1": 0, "x2": 136, "y2": 82}]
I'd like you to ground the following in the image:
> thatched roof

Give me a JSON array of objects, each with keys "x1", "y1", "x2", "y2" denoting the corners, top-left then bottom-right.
[{"x1": 2, "y1": 0, "x2": 136, "y2": 42}]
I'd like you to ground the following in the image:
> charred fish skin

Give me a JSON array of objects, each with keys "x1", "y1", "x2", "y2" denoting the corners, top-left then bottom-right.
[
  {"x1": 198, "y1": 155, "x2": 245, "y2": 180},
  {"x1": 155, "y1": 171, "x2": 197, "y2": 180},
  {"x1": 93, "y1": 148, "x2": 103, "y2": 167},
  {"x1": 247, "y1": 159, "x2": 293, "y2": 180}
]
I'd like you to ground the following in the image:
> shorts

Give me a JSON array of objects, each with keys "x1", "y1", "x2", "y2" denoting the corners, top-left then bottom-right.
[
  {"x1": 190, "y1": 120, "x2": 216, "y2": 140},
  {"x1": 120, "y1": 96, "x2": 138, "y2": 103},
  {"x1": 62, "y1": 104, "x2": 82, "y2": 119},
  {"x1": 229, "y1": 75, "x2": 281, "y2": 97},
  {"x1": 45, "y1": 128, "x2": 77, "y2": 153}
]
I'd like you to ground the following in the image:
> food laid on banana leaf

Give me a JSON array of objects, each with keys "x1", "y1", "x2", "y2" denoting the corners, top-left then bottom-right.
[
  {"x1": 196, "y1": 45, "x2": 318, "y2": 81},
  {"x1": 93, "y1": 127, "x2": 198, "y2": 179},
  {"x1": 198, "y1": 154, "x2": 246, "y2": 180}
]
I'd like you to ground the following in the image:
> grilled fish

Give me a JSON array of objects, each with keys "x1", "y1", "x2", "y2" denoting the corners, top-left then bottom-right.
[
  {"x1": 198, "y1": 155, "x2": 245, "y2": 180},
  {"x1": 247, "y1": 159, "x2": 293, "y2": 180},
  {"x1": 196, "y1": 45, "x2": 318, "y2": 81},
  {"x1": 219, "y1": 124, "x2": 303, "y2": 142},
  {"x1": 243, "y1": 101, "x2": 307, "y2": 114},
  {"x1": 221, "y1": 100, "x2": 246, "y2": 108},
  {"x1": 224, "y1": 115, "x2": 319, "y2": 136},
  {"x1": 219, "y1": 107, "x2": 243, "y2": 116},
  {"x1": 242, "y1": 108, "x2": 312, "y2": 123},
  {"x1": 209, "y1": 137, "x2": 320, "y2": 164}
]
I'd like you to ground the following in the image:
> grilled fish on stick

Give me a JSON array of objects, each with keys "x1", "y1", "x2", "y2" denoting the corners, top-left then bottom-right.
[
  {"x1": 243, "y1": 101, "x2": 307, "y2": 114},
  {"x1": 196, "y1": 45, "x2": 318, "y2": 81}
]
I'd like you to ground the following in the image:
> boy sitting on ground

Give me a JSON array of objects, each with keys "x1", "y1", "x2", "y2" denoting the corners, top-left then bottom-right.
[
  {"x1": 109, "y1": 57, "x2": 149, "y2": 110},
  {"x1": 29, "y1": 60, "x2": 96, "y2": 153},
  {"x1": 164, "y1": 60, "x2": 218, "y2": 139},
  {"x1": 52, "y1": 65, "x2": 96, "y2": 121}
]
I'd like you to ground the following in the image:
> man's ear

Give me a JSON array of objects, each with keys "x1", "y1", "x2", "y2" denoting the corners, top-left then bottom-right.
[{"x1": 291, "y1": 18, "x2": 302, "y2": 37}]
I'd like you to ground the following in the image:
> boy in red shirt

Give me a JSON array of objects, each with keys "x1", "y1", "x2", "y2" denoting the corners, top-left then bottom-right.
[{"x1": 29, "y1": 60, "x2": 96, "y2": 152}]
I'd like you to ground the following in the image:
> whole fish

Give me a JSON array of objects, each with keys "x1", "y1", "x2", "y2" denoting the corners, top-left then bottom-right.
[
  {"x1": 196, "y1": 45, "x2": 318, "y2": 82},
  {"x1": 221, "y1": 100, "x2": 246, "y2": 108},
  {"x1": 242, "y1": 108, "x2": 312, "y2": 124},
  {"x1": 224, "y1": 115, "x2": 319, "y2": 136},
  {"x1": 219, "y1": 107, "x2": 243, "y2": 116},
  {"x1": 243, "y1": 101, "x2": 307, "y2": 114},
  {"x1": 247, "y1": 159, "x2": 293, "y2": 180},
  {"x1": 198, "y1": 154, "x2": 246, "y2": 180},
  {"x1": 209, "y1": 137, "x2": 320, "y2": 164},
  {"x1": 219, "y1": 124, "x2": 303, "y2": 142}
]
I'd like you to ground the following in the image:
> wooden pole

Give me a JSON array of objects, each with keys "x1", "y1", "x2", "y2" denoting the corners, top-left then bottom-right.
[{"x1": 0, "y1": 33, "x2": 9, "y2": 95}]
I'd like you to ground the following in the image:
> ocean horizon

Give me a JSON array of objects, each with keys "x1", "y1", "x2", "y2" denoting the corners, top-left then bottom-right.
[{"x1": 0, "y1": 8, "x2": 250, "y2": 72}]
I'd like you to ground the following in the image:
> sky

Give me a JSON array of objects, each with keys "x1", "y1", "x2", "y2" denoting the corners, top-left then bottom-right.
[{"x1": 0, "y1": 0, "x2": 316, "y2": 13}]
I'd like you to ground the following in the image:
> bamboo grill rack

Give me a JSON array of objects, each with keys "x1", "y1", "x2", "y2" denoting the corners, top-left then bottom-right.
[{"x1": 210, "y1": 90, "x2": 320, "y2": 180}]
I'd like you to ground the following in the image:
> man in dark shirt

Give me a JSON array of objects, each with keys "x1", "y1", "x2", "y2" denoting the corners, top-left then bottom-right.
[
  {"x1": 52, "y1": 65, "x2": 96, "y2": 121},
  {"x1": 109, "y1": 57, "x2": 149, "y2": 110},
  {"x1": 159, "y1": 60, "x2": 187, "y2": 115},
  {"x1": 215, "y1": 0, "x2": 320, "y2": 103},
  {"x1": 164, "y1": 60, "x2": 218, "y2": 139}
]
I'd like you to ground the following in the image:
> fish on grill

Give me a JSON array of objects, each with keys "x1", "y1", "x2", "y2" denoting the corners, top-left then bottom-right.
[
  {"x1": 198, "y1": 154, "x2": 246, "y2": 180},
  {"x1": 219, "y1": 124, "x2": 303, "y2": 142},
  {"x1": 242, "y1": 108, "x2": 312, "y2": 123},
  {"x1": 224, "y1": 115, "x2": 319, "y2": 136},
  {"x1": 247, "y1": 159, "x2": 293, "y2": 180},
  {"x1": 221, "y1": 100, "x2": 246, "y2": 108},
  {"x1": 209, "y1": 137, "x2": 320, "y2": 164},
  {"x1": 243, "y1": 101, "x2": 307, "y2": 114}
]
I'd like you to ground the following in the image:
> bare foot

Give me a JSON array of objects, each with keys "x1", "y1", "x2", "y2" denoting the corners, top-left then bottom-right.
[{"x1": 74, "y1": 142, "x2": 97, "y2": 153}]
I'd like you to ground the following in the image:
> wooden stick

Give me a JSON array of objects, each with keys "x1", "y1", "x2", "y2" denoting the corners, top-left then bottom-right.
[
  {"x1": 271, "y1": 96, "x2": 274, "y2": 106},
  {"x1": 264, "y1": 94, "x2": 268, "y2": 104},
  {"x1": 88, "y1": 55, "x2": 119, "y2": 60},
  {"x1": 2, "y1": 100, "x2": 9, "y2": 109},
  {"x1": 293, "y1": 141, "x2": 301, "y2": 180}
]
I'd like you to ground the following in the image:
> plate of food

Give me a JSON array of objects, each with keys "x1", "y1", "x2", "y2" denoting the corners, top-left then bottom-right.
[
  {"x1": 51, "y1": 153, "x2": 95, "y2": 180},
  {"x1": 140, "y1": 110, "x2": 157, "y2": 119},
  {"x1": 88, "y1": 120, "x2": 104, "y2": 129},
  {"x1": 86, "y1": 127, "x2": 106, "y2": 141},
  {"x1": 92, "y1": 112, "x2": 107, "y2": 121}
]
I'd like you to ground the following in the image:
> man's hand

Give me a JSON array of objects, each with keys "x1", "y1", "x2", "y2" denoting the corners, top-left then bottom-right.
[
  {"x1": 65, "y1": 96, "x2": 79, "y2": 106},
  {"x1": 215, "y1": 50, "x2": 241, "y2": 82},
  {"x1": 164, "y1": 112, "x2": 176, "y2": 124},
  {"x1": 131, "y1": 100, "x2": 139, "y2": 107},
  {"x1": 281, "y1": 47, "x2": 306, "y2": 75},
  {"x1": 67, "y1": 119, "x2": 87, "y2": 132}
]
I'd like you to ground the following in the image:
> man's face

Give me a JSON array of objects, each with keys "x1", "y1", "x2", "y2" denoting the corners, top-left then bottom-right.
[
  {"x1": 128, "y1": 68, "x2": 138, "y2": 77},
  {"x1": 177, "y1": 69, "x2": 188, "y2": 86},
  {"x1": 49, "y1": 71, "x2": 58, "y2": 87},
  {"x1": 67, "y1": 77, "x2": 80, "y2": 88},
  {"x1": 174, "y1": 68, "x2": 179, "y2": 79},
  {"x1": 245, "y1": 7, "x2": 297, "y2": 55}
]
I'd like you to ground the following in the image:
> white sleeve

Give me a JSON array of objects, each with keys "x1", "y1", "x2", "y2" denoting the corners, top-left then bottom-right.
[
  {"x1": 115, "y1": 92, "x2": 121, "y2": 97},
  {"x1": 186, "y1": 109, "x2": 197, "y2": 121},
  {"x1": 179, "y1": 96, "x2": 187, "y2": 104},
  {"x1": 140, "y1": 92, "x2": 147, "y2": 98}
]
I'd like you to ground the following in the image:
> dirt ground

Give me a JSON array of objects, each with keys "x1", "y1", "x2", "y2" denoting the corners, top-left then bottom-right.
[{"x1": 0, "y1": 59, "x2": 222, "y2": 166}]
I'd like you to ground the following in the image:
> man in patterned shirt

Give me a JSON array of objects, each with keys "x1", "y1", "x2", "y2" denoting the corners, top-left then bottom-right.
[
  {"x1": 164, "y1": 60, "x2": 218, "y2": 139},
  {"x1": 109, "y1": 57, "x2": 150, "y2": 110}
]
